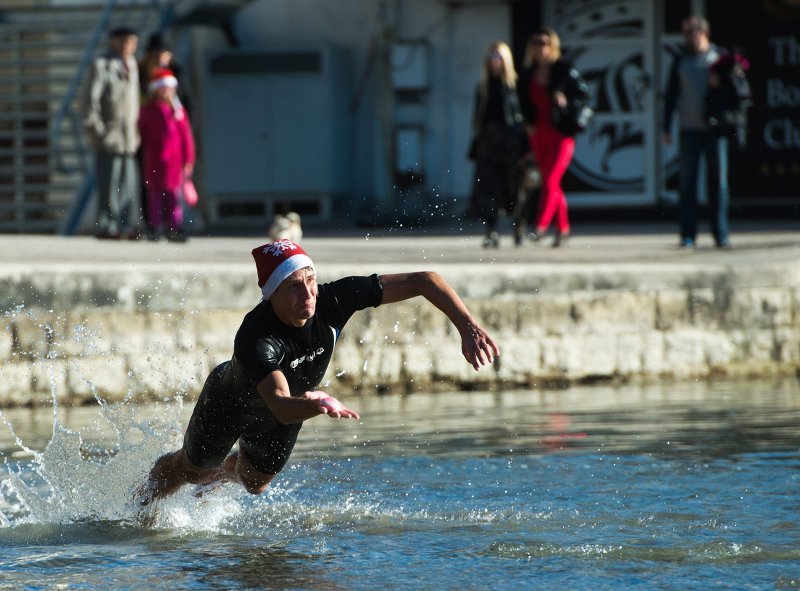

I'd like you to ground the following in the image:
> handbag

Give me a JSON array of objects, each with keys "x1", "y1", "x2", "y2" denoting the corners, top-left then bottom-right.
[
  {"x1": 552, "y1": 101, "x2": 593, "y2": 136},
  {"x1": 182, "y1": 177, "x2": 198, "y2": 207}
]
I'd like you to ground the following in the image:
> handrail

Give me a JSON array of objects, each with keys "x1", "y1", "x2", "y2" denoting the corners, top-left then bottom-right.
[
  {"x1": 51, "y1": 0, "x2": 120, "y2": 176},
  {"x1": 59, "y1": 174, "x2": 96, "y2": 236}
]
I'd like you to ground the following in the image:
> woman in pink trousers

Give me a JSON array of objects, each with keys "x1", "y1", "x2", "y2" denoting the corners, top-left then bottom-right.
[
  {"x1": 518, "y1": 27, "x2": 590, "y2": 248},
  {"x1": 138, "y1": 67, "x2": 196, "y2": 242}
]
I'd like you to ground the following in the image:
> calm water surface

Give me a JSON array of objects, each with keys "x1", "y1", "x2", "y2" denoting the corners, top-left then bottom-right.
[{"x1": 0, "y1": 379, "x2": 798, "y2": 590}]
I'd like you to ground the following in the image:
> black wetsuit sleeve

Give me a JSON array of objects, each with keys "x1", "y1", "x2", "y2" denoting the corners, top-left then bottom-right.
[
  {"x1": 232, "y1": 304, "x2": 286, "y2": 388},
  {"x1": 321, "y1": 274, "x2": 383, "y2": 329},
  {"x1": 244, "y1": 339, "x2": 283, "y2": 386}
]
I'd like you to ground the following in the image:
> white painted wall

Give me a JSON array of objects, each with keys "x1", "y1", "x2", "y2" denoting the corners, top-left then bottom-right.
[{"x1": 230, "y1": 0, "x2": 511, "y2": 217}]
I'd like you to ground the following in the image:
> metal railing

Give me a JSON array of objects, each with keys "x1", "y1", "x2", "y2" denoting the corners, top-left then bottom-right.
[{"x1": 1, "y1": 0, "x2": 243, "y2": 233}]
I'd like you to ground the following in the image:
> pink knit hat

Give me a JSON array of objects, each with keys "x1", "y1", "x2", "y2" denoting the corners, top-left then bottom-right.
[{"x1": 252, "y1": 240, "x2": 314, "y2": 301}]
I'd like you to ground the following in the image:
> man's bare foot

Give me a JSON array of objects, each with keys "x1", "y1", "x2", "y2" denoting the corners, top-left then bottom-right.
[
  {"x1": 134, "y1": 500, "x2": 159, "y2": 528},
  {"x1": 192, "y1": 481, "x2": 224, "y2": 499},
  {"x1": 131, "y1": 480, "x2": 161, "y2": 527},
  {"x1": 134, "y1": 478, "x2": 158, "y2": 507}
]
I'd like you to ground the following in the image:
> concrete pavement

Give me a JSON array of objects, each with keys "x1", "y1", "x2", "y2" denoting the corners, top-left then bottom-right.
[{"x1": 2, "y1": 220, "x2": 798, "y2": 269}]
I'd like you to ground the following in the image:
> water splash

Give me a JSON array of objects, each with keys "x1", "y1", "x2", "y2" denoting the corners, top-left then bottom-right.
[
  {"x1": 0, "y1": 397, "x2": 187, "y2": 527},
  {"x1": 0, "y1": 304, "x2": 233, "y2": 531}
]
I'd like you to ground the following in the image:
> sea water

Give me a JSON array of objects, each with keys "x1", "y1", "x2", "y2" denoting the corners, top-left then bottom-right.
[{"x1": 0, "y1": 380, "x2": 798, "y2": 590}]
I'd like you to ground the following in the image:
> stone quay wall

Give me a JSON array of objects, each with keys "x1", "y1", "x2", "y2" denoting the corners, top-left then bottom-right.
[{"x1": 1, "y1": 259, "x2": 799, "y2": 407}]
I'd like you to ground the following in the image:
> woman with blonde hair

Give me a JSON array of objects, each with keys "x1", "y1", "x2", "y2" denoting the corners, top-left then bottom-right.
[
  {"x1": 468, "y1": 41, "x2": 527, "y2": 248},
  {"x1": 519, "y1": 26, "x2": 590, "y2": 247}
]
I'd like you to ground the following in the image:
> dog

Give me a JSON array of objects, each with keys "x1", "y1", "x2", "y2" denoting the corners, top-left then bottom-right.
[{"x1": 268, "y1": 212, "x2": 303, "y2": 243}]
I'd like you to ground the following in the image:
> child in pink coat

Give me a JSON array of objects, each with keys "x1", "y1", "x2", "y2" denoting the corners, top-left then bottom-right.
[{"x1": 138, "y1": 68, "x2": 196, "y2": 241}]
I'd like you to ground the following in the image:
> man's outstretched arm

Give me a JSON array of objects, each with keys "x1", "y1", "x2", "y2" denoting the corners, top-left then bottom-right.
[
  {"x1": 257, "y1": 371, "x2": 360, "y2": 424},
  {"x1": 378, "y1": 272, "x2": 500, "y2": 370}
]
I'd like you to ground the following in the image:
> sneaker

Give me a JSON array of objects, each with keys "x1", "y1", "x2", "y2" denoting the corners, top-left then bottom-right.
[
  {"x1": 680, "y1": 238, "x2": 696, "y2": 250},
  {"x1": 526, "y1": 231, "x2": 541, "y2": 243},
  {"x1": 166, "y1": 229, "x2": 188, "y2": 243},
  {"x1": 716, "y1": 240, "x2": 732, "y2": 250},
  {"x1": 482, "y1": 231, "x2": 500, "y2": 249}
]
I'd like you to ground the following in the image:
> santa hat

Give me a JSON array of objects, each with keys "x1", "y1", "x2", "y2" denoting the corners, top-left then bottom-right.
[
  {"x1": 252, "y1": 240, "x2": 315, "y2": 301},
  {"x1": 148, "y1": 68, "x2": 178, "y2": 93}
]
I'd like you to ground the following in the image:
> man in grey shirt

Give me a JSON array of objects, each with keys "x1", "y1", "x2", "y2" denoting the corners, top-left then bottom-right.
[
  {"x1": 663, "y1": 15, "x2": 730, "y2": 250},
  {"x1": 82, "y1": 27, "x2": 141, "y2": 239}
]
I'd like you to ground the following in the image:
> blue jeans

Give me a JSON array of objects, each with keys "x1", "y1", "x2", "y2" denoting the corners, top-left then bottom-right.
[{"x1": 678, "y1": 129, "x2": 730, "y2": 246}]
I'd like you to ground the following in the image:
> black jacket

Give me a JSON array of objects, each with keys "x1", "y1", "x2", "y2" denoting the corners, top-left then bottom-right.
[
  {"x1": 468, "y1": 77, "x2": 527, "y2": 158},
  {"x1": 471, "y1": 77, "x2": 524, "y2": 137},
  {"x1": 518, "y1": 59, "x2": 591, "y2": 136},
  {"x1": 662, "y1": 44, "x2": 751, "y2": 148},
  {"x1": 705, "y1": 61, "x2": 751, "y2": 148}
]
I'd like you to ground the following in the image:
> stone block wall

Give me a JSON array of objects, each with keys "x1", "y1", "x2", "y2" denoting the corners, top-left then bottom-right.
[{"x1": 0, "y1": 263, "x2": 798, "y2": 406}]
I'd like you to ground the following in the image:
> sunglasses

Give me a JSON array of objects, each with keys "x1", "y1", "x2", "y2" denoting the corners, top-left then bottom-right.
[{"x1": 531, "y1": 38, "x2": 551, "y2": 47}]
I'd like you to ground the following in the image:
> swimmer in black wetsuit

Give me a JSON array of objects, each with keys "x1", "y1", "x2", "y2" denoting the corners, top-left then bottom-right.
[{"x1": 142, "y1": 240, "x2": 499, "y2": 501}]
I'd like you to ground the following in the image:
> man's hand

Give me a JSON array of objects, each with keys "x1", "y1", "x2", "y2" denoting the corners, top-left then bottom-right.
[
  {"x1": 305, "y1": 390, "x2": 360, "y2": 420},
  {"x1": 258, "y1": 374, "x2": 360, "y2": 424},
  {"x1": 378, "y1": 272, "x2": 501, "y2": 372},
  {"x1": 461, "y1": 323, "x2": 500, "y2": 371}
]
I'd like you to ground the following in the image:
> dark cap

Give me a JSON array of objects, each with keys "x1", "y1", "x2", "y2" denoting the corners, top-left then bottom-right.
[{"x1": 110, "y1": 26, "x2": 138, "y2": 38}]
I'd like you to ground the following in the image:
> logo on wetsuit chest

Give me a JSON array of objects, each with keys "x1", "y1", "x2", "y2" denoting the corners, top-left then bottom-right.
[{"x1": 289, "y1": 347, "x2": 325, "y2": 369}]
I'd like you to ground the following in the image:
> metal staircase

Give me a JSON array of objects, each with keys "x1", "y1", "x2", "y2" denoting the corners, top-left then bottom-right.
[{"x1": 0, "y1": 1, "x2": 165, "y2": 233}]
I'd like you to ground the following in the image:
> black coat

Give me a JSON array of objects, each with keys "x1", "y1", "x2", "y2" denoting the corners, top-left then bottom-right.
[
  {"x1": 471, "y1": 78, "x2": 524, "y2": 136},
  {"x1": 518, "y1": 59, "x2": 591, "y2": 137},
  {"x1": 468, "y1": 77, "x2": 527, "y2": 159}
]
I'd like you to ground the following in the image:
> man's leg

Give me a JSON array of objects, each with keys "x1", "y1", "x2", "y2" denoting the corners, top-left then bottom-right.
[
  {"x1": 118, "y1": 154, "x2": 140, "y2": 234},
  {"x1": 141, "y1": 361, "x2": 242, "y2": 502},
  {"x1": 227, "y1": 449, "x2": 278, "y2": 495},
  {"x1": 705, "y1": 133, "x2": 730, "y2": 246},
  {"x1": 143, "y1": 447, "x2": 238, "y2": 502},
  {"x1": 236, "y1": 421, "x2": 302, "y2": 494},
  {"x1": 94, "y1": 152, "x2": 114, "y2": 235},
  {"x1": 144, "y1": 445, "x2": 277, "y2": 501},
  {"x1": 678, "y1": 130, "x2": 701, "y2": 245},
  {"x1": 106, "y1": 154, "x2": 126, "y2": 234}
]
